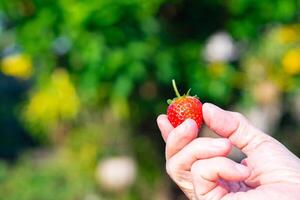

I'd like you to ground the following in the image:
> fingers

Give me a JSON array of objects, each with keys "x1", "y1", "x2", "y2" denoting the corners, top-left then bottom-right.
[
  {"x1": 191, "y1": 157, "x2": 250, "y2": 197},
  {"x1": 167, "y1": 138, "x2": 232, "y2": 175},
  {"x1": 202, "y1": 103, "x2": 273, "y2": 156},
  {"x1": 165, "y1": 119, "x2": 198, "y2": 159},
  {"x1": 157, "y1": 114, "x2": 174, "y2": 142}
]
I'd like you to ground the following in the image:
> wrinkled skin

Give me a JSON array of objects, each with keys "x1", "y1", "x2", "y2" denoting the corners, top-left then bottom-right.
[{"x1": 157, "y1": 103, "x2": 300, "y2": 200}]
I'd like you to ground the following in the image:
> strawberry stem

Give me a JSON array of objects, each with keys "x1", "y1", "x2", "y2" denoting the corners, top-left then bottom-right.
[{"x1": 172, "y1": 79, "x2": 181, "y2": 98}]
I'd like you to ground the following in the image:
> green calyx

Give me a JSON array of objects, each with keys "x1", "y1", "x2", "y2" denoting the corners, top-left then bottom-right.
[{"x1": 167, "y1": 79, "x2": 196, "y2": 105}]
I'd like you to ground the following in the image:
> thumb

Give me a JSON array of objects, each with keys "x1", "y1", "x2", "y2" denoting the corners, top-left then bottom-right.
[{"x1": 202, "y1": 103, "x2": 275, "y2": 156}]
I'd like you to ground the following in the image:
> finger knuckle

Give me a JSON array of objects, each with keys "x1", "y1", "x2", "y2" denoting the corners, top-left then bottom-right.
[
  {"x1": 191, "y1": 160, "x2": 204, "y2": 174},
  {"x1": 246, "y1": 134, "x2": 274, "y2": 153},
  {"x1": 231, "y1": 111, "x2": 247, "y2": 122},
  {"x1": 190, "y1": 138, "x2": 201, "y2": 148},
  {"x1": 165, "y1": 159, "x2": 176, "y2": 176}
]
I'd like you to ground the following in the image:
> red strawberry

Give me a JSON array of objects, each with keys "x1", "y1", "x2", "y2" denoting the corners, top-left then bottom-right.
[{"x1": 167, "y1": 80, "x2": 203, "y2": 128}]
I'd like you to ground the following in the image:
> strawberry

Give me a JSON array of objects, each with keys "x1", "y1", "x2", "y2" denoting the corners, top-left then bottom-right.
[{"x1": 167, "y1": 80, "x2": 203, "y2": 128}]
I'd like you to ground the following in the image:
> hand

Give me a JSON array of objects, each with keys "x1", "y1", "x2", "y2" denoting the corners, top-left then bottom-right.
[{"x1": 157, "y1": 103, "x2": 300, "y2": 200}]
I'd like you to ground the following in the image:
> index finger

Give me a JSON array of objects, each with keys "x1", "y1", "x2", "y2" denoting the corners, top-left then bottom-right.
[{"x1": 157, "y1": 114, "x2": 174, "y2": 142}]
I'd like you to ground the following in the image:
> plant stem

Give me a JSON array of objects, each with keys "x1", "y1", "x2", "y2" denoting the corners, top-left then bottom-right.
[{"x1": 172, "y1": 79, "x2": 181, "y2": 98}]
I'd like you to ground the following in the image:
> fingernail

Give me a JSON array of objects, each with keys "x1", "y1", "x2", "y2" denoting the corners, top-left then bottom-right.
[
  {"x1": 186, "y1": 118, "x2": 197, "y2": 127},
  {"x1": 177, "y1": 119, "x2": 196, "y2": 132},
  {"x1": 212, "y1": 139, "x2": 229, "y2": 148},
  {"x1": 235, "y1": 164, "x2": 250, "y2": 175},
  {"x1": 178, "y1": 119, "x2": 189, "y2": 129}
]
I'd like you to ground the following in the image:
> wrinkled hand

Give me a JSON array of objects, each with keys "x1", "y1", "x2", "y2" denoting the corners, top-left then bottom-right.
[{"x1": 157, "y1": 103, "x2": 300, "y2": 200}]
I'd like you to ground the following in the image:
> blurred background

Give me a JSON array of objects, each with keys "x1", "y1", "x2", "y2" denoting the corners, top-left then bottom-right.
[{"x1": 0, "y1": 0, "x2": 300, "y2": 199}]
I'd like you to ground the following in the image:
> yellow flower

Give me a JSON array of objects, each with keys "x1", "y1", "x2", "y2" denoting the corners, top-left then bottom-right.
[
  {"x1": 282, "y1": 49, "x2": 300, "y2": 75},
  {"x1": 25, "y1": 69, "x2": 80, "y2": 127},
  {"x1": 1, "y1": 54, "x2": 33, "y2": 79},
  {"x1": 51, "y1": 69, "x2": 80, "y2": 119},
  {"x1": 277, "y1": 25, "x2": 299, "y2": 44}
]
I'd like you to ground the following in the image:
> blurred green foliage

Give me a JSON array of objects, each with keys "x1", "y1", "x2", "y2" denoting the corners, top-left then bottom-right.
[{"x1": 0, "y1": 0, "x2": 300, "y2": 199}]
